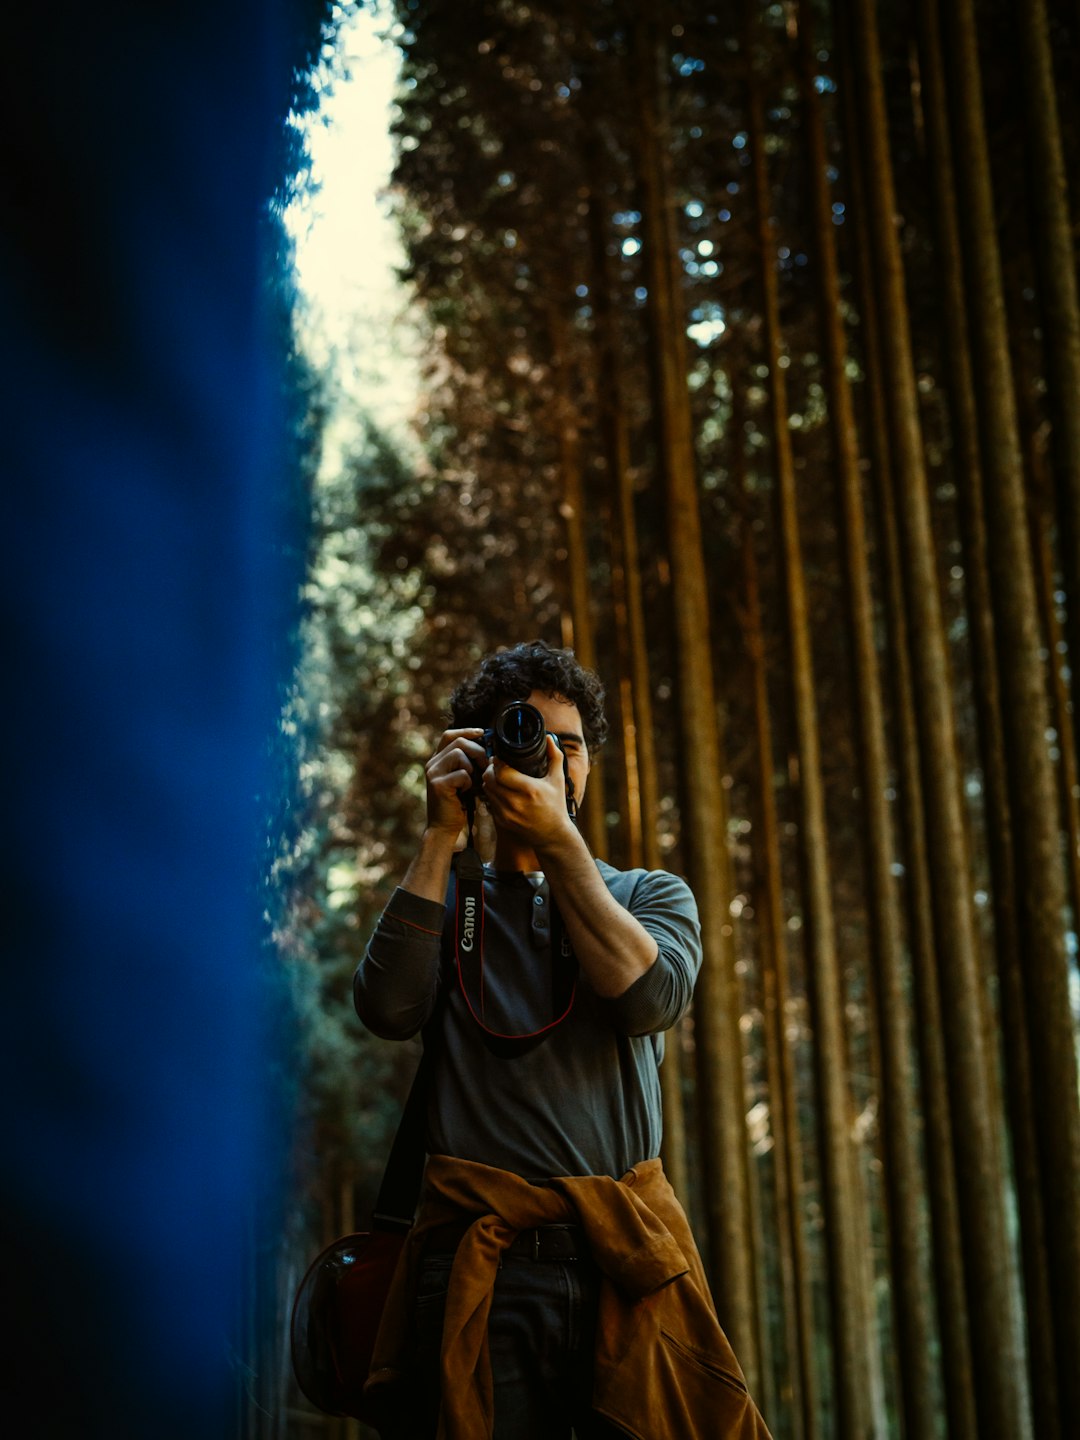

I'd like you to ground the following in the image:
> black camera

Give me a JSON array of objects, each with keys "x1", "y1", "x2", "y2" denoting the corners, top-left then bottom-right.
[{"x1": 461, "y1": 701, "x2": 571, "y2": 822}]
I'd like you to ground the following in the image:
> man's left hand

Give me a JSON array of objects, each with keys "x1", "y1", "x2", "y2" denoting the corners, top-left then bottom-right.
[{"x1": 481, "y1": 735, "x2": 575, "y2": 851}]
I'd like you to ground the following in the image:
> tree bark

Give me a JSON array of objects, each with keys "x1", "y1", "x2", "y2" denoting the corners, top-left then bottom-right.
[
  {"x1": 939, "y1": 1, "x2": 1080, "y2": 1430},
  {"x1": 547, "y1": 305, "x2": 608, "y2": 862},
  {"x1": 914, "y1": 1, "x2": 1061, "y2": 1431},
  {"x1": 837, "y1": 25, "x2": 980, "y2": 1437},
  {"x1": 738, "y1": 455, "x2": 816, "y2": 1440},
  {"x1": 746, "y1": 29, "x2": 873, "y2": 1438},
  {"x1": 1019, "y1": 415, "x2": 1080, "y2": 947},
  {"x1": 796, "y1": 6, "x2": 938, "y2": 1435},
  {"x1": 842, "y1": 1, "x2": 1031, "y2": 1436},
  {"x1": 1017, "y1": 0, "x2": 1080, "y2": 764}
]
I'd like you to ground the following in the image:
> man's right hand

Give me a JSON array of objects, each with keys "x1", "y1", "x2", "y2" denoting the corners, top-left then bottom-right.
[{"x1": 424, "y1": 728, "x2": 488, "y2": 836}]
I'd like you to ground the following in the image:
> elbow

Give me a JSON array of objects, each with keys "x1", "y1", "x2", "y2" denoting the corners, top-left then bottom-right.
[
  {"x1": 353, "y1": 970, "x2": 429, "y2": 1041},
  {"x1": 353, "y1": 994, "x2": 425, "y2": 1042},
  {"x1": 359, "y1": 1013, "x2": 424, "y2": 1042},
  {"x1": 619, "y1": 951, "x2": 694, "y2": 1035}
]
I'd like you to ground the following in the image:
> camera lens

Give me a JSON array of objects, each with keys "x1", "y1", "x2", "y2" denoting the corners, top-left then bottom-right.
[{"x1": 493, "y1": 702, "x2": 549, "y2": 777}]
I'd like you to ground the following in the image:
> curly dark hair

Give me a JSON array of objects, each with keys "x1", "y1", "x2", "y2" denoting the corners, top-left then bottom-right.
[{"x1": 449, "y1": 640, "x2": 608, "y2": 753}]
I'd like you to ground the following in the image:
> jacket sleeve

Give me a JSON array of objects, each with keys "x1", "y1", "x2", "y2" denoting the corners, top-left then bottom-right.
[
  {"x1": 599, "y1": 869, "x2": 702, "y2": 1036},
  {"x1": 352, "y1": 887, "x2": 446, "y2": 1040}
]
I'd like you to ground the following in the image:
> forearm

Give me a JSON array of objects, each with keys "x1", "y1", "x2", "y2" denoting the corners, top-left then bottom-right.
[
  {"x1": 354, "y1": 831, "x2": 458, "y2": 1038},
  {"x1": 400, "y1": 826, "x2": 461, "y2": 904},
  {"x1": 536, "y1": 825, "x2": 658, "y2": 997},
  {"x1": 353, "y1": 882, "x2": 446, "y2": 1038}
]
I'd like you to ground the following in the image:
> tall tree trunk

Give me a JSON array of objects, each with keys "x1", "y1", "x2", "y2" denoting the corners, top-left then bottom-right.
[
  {"x1": 598, "y1": 503, "x2": 639, "y2": 878},
  {"x1": 728, "y1": 388, "x2": 777, "y2": 1433},
  {"x1": 738, "y1": 452, "x2": 816, "y2": 1440},
  {"x1": 837, "y1": 25, "x2": 980, "y2": 1437},
  {"x1": 610, "y1": 552, "x2": 644, "y2": 873},
  {"x1": 939, "y1": 1, "x2": 1080, "y2": 1430},
  {"x1": 548, "y1": 306, "x2": 608, "y2": 861},
  {"x1": 745, "y1": 34, "x2": 873, "y2": 1439},
  {"x1": 914, "y1": 2, "x2": 1060, "y2": 1432},
  {"x1": 1019, "y1": 413, "x2": 1080, "y2": 939},
  {"x1": 732, "y1": 819, "x2": 777, "y2": 1428},
  {"x1": 795, "y1": 6, "x2": 938, "y2": 1435},
  {"x1": 843, "y1": 1, "x2": 1032, "y2": 1436},
  {"x1": 631, "y1": 17, "x2": 760, "y2": 1391},
  {"x1": 583, "y1": 162, "x2": 692, "y2": 1207},
  {"x1": 1017, "y1": 0, "x2": 1080, "y2": 761}
]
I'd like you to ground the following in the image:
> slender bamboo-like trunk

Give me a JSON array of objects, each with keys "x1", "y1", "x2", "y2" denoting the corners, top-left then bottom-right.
[
  {"x1": 610, "y1": 557, "x2": 643, "y2": 872},
  {"x1": 745, "y1": 36, "x2": 872, "y2": 1439},
  {"x1": 914, "y1": 2, "x2": 1059, "y2": 1432},
  {"x1": 739, "y1": 454, "x2": 815, "y2": 1440},
  {"x1": 1020, "y1": 422, "x2": 1080, "y2": 936},
  {"x1": 940, "y1": 3, "x2": 1080, "y2": 1430},
  {"x1": 731, "y1": 823, "x2": 777, "y2": 1428},
  {"x1": 837, "y1": 25, "x2": 979, "y2": 1437},
  {"x1": 727, "y1": 389, "x2": 779, "y2": 1434},
  {"x1": 547, "y1": 306, "x2": 607, "y2": 861},
  {"x1": 1017, "y1": 0, "x2": 1080, "y2": 760},
  {"x1": 796, "y1": 7, "x2": 937, "y2": 1434},
  {"x1": 844, "y1": 1, "x2": 1032, "y2": 1435},
  {"x1": 583, "y1": 164, "x2": 691, "y2": 1206},
  {"x1": 1013, "y1": 262, "x2": 1078, "y2": 1434},
  {"x1": 631, "y1": 18, "x2": 759, "y2": 1390}
]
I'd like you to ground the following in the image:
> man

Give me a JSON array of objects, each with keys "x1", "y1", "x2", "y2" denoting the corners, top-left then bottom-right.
[{"x1": 354, "y1": 641, "x2": 770, "y2": 1439}]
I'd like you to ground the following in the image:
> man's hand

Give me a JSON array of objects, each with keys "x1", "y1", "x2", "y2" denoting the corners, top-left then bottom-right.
[
  {"x1": 397, "y1": 728, "x2": 486, "y2": 904},
  {"x1": 482, "y1": 734, "x2": 576, "y2": 851},
  {"x1": 424, "y1": 727, "x2": 487, "y2": 836}
]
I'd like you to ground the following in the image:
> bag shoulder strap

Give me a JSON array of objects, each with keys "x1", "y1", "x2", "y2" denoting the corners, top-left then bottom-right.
[{"x1": 370, "y1": 993, "x2": 445, "y2": 1233}]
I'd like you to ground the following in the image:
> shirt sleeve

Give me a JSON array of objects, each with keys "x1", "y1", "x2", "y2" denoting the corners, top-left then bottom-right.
[
  {"x1": 599, "y1": 869, "x2": 702, "y2": 1036},
  {"x1": 352, "y1": 887, "x2": 447, "y2": 1040}
]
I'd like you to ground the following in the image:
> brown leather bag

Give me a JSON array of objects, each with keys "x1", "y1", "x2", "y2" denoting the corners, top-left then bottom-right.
[
  {"x1": 290, "y1": 1226, "x2": 407, "y2": 1420},
  {"x1": 291, "y1": 1044, "x2": 432, "y2": 1422}
]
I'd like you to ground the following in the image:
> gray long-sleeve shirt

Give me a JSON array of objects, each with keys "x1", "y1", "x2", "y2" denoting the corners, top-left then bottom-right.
[{"x1": 353, "y1": 859, "x2": 701, "y2": 1181}]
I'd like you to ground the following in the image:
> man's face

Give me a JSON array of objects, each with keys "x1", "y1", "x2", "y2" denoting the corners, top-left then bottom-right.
[{"x1": 521, "y1": 688, "x2": 590, "y2": 806}]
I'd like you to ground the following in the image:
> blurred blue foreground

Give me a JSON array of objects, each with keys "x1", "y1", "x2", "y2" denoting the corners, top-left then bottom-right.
[{"x1": 2, "y1": 4, "x2": 302, "y2": 1434}]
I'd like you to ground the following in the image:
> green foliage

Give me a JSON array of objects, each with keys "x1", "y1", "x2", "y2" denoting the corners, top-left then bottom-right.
[{"x1": 274, "y1": 416, "x2": 428, "y2": 1183}]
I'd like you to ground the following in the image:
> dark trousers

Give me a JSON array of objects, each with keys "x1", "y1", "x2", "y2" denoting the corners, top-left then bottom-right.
[{"x1": 406, "y1": 1244, "x2": 624, "y2": 1438}]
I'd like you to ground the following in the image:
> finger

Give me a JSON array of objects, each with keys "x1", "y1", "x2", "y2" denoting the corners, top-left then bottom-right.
[
  {"x1": 430, "y1": 748, "x2": 476, "y2": 776},
  {"x1": 433, "y1": 761, "x2": 476, "y2": 791},
  {"x1": 436, "y1": 727, "x2": 485, "y2": 751},
  {"x1": 481, "y1": 761, "x2": 510, "y2": 804},
  {"x1": 429, "y1": 742, "x2": 484, "y2": 775},
  {"x1": 487, "y1": 758, "x2": 533, "y2": 792},
  {"x1": 481, "y1": 786, "x2": 512, "y2": 824},
  {"x1": 543, "y1": 734, "x2": 566, "y2": 778},
  {"x1": 433, "y1": 736, "x2": 488, "y2": 769}
]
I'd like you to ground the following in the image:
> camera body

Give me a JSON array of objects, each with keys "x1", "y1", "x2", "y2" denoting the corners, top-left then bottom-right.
[{"x1": 462, "y1": 701, "x2": 569, "y2": 820}]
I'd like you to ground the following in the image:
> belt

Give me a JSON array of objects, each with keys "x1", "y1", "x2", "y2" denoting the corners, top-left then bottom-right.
[
  {"x1": 506, "y1": 1224, "x2": 583, "y2": 1261},
  {"x1": 425, "y1": 1221, "x2": 585, "y2": 1262}
]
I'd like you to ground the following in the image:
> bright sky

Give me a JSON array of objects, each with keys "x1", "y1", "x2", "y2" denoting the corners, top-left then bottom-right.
[{"x1": 285, "y1": 3, "x2": 421, "y2": 445}]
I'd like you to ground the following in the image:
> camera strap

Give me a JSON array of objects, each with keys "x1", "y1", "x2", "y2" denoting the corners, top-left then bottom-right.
[{"x1": 453, "y1": 844, "x2": 577, "y2": 1059}]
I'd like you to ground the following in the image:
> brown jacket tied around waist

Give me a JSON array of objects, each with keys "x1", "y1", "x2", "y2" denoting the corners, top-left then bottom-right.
[{"x1": 365, "y1": 1154, "x2": 773, "y2": 1440}]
